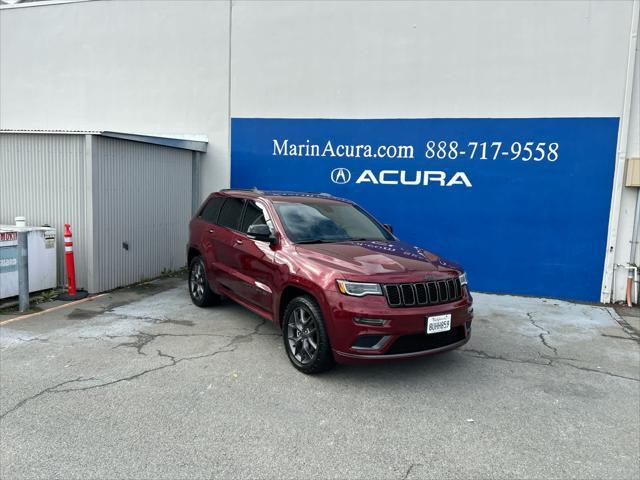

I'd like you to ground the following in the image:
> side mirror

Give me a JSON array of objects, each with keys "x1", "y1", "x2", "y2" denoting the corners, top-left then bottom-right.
[
  {"x1": 247, "y1": 224, "x2": 276, "y2": 244},
  {"x1": 383, "y1": 223, "x2": 393, "y2": 234}
]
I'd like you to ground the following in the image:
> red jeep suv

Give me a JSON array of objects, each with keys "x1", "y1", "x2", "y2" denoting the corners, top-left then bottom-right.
[{"x1": 187, "y1": 189, "x2": 473, "y2": 373}]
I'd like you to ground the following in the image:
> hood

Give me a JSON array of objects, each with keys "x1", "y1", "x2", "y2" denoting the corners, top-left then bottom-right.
[{"x1": 294, "y1": 240, "x2": 462, "y2": 280}]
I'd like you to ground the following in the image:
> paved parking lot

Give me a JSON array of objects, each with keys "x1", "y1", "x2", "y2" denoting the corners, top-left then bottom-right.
[{"x1": 1, "y1": 277, "x2": 639, "y2": 480}]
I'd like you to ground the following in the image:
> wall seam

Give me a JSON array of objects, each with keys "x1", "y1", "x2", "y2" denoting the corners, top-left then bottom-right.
[
  {"x1": 227, "y1": 0, "x2": 233, "y2": 188},
  {"x1": 84, "y1": 134, "x2": 95, "y2": 292}
]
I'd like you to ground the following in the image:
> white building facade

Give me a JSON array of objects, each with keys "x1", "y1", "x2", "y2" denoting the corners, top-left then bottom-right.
[{"x1": 1, "y1": 0, "x2": 638, "y2": 302}]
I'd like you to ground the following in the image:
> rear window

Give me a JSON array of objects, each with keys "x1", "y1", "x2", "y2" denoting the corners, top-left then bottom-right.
[
  {"x1": 217, "y1": 198, "x2": 245, "y2": 230},
  {"x1": 200, "y1": 196, "x2": 224, "y2": 224}
]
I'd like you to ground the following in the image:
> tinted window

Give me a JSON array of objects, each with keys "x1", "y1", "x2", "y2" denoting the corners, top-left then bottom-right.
[
  {"x1": 241, "y1": 201, "x2": 271, "y2": 234},
  {"x1": 273, "y1": 201, "x2": 393, "y2": 243},
  {"x1": 201, "y1": 197, "x2": 224, "y2": 224},
  {"x1": 217, "y1": 198, "x2": 245, "y2": 230}
]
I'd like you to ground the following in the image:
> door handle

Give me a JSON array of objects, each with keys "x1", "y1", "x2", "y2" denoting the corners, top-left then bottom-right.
[{"x1": 234, "y1": 239, "x2": 243, "y2": 246}]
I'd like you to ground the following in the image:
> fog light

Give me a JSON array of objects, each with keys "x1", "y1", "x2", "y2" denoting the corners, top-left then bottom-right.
[{"x1": 353, "y1": 317, "x2": 386, "y2": 326}]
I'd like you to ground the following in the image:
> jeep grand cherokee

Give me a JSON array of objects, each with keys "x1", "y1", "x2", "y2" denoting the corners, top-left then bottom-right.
[{"x1": 187, "y1": 189, "x2": 473, "y2": 373}]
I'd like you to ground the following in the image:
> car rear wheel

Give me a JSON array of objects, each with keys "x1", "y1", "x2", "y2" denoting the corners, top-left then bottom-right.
[
  {"x1": 283, "y1": 295, "x2": 334, "y2": 374},
  {"x1": 188, "y1": 256, "x2": 220, "y2": 307}
]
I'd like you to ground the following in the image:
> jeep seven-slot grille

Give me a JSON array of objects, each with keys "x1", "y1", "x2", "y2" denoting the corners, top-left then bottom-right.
[{"x1": 383, "y1": 277, "x2": 463, "y2": 307}]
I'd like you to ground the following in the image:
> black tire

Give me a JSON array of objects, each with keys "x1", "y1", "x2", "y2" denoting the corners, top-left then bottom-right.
[
  {"x1": 188, "y1": 256, "x2": 220, "y2": 307},
  {"x1": 283, "y1": 295, "x2": 334, "y2": 374}
]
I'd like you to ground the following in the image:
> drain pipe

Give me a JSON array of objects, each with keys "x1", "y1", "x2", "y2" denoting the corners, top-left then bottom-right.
[
  {"x1": 625, "y1": 265, "x2": 637, "y2": 306},
  {"x1": 627, "y1": 189, "x2": 640, "y2": 305}
]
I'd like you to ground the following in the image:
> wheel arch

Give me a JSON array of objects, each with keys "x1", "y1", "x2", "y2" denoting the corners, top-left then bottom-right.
[
  {"x1": 187, "y1": 246, "x2": 200, "y2": 266},
  {"x1": 278, "y1": 284, "x2": 325, "y2": 327}
]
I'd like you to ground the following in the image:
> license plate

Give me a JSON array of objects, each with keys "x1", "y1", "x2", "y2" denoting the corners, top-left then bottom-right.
[{"x1": 426, "y1": 314, "x2": 451, "y2": 334}]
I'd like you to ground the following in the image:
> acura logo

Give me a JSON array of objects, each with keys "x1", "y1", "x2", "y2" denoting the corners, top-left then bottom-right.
[{"x1": 330, "y1": 167, "x2": 351, "y2": 184}]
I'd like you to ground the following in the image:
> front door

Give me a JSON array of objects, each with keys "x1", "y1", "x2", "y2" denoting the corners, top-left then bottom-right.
[{"x1": 234, "y1": 200, "x2": 277, "y2": 313}]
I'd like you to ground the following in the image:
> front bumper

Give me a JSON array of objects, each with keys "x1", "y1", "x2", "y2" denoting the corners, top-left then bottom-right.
[{"x1": 325, "y1": 289, "x2": 473, "y2": 364}]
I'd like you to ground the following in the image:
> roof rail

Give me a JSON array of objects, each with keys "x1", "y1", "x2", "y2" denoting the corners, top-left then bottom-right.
[{"x1": 220, "y1": 187, "x2": 263, "y2": 194}]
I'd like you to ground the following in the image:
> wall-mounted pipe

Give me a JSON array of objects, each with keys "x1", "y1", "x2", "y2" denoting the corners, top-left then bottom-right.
[
  {"x1": 625, "y1": 265, "x2": 638, "y2": 307},
  {"x1": 627, "y1": 189, "x2": 640, "y2": 305},
  {"x1": 631, "y1": 188, "x2": 640, "y2": 265},
  {"x1": 17, "y1": 231, "x2": 29, "y2": 313}
]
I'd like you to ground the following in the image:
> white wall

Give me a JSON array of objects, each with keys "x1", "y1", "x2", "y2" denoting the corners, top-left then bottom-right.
[
  {"x1": 0, "y1": 0, "x2": 231, "y2": 195},
  {"x1": 230, "y1": 0, "x2": 632, "y2": 118},
  {"x1": 1, "y1": 0, "x2": 638, "y2": 301}
]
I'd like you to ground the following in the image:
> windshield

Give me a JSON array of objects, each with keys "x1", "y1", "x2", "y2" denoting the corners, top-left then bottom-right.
[{"x1": 273, "y1": 200, "x2": 394, "y2": 244}]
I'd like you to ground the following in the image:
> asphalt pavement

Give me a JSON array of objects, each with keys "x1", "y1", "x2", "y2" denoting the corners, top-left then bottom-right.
[{"x1": 1, "y1": 277, "x2": 639, "y2": 479}]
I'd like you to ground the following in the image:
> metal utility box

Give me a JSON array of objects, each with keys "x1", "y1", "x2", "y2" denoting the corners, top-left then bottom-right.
[
  {"x1": 0, "y1": 226, "x2": 57, "y2": 299},
  {"x1": 625, "y1": 158, "x2": 640, "y2": 187}
]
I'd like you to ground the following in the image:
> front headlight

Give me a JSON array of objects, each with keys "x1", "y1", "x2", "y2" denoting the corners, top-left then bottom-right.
[
  {"x1": 459, "y1": 272, "x2": 468, "y2": 286},
  {"x1": 336, "y1": 280, "x2": 382, "y2": 297}
]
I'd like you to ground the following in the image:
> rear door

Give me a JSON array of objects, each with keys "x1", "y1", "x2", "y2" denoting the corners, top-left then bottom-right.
[
  {"x1": 234, "y1": 200, "x2": 278, "y2": 313},
  {"x1": 197, "y1": 195, "x2": 225, "y2": 288},
  {"x1": 213, "y1": 197, "x2": 247, "y2": 293}
]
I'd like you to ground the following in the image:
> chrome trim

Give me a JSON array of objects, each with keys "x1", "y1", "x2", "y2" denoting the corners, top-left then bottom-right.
[
  {"x1": 400, "y1": 283, "x2": 416, "y2": 305},
  {"x1": 383, "y1": 277, "x2": 463, "y2": 307},
  {"x1": 382, "y1": 284, "x2": 402, "y2": 306},
  {"x1": 353, "y1": 317, "x2": 386, "y2": 326},
  {"x1": 253, "y1": 281, "x2": 271, "y2": 293},
  {"x1": 337, "y1": 280, "x2": 383, "y2": 297},
  {"x1": 351, "y1": 335, "x2": 392, "y2": 351}
]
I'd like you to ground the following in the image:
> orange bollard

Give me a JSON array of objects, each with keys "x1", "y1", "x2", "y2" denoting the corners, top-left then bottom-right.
[
  {"x1": 57, "y1": 223, "x2": 88, "y2": 301},
  {"x1": 64, "y1": 224, "x2": 77, "y2": 296}
]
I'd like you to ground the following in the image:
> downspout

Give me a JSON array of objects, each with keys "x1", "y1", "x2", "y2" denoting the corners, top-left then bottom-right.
[
  {"x1": 626, "y1": 189, "x2": 640, "y2": 305},
  {"x1": 601, "y1": 0, "x2": 640, "y2": 303}
]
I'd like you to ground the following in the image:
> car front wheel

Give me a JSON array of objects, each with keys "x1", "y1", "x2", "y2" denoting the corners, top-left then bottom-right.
[{"x1": 283, "y1": 295, "x2": 334, "y2": 374}]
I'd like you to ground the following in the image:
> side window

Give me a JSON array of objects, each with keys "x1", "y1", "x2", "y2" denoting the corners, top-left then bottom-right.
[
  {"x1": 217, "y1": 198, "x2": 245, "y2": 230},
  {"x1": 201, "y1": 197, "x2": 224, "y2": 224},
  {"x1": 241, "y1": 201, "x2": 272, "y2": 234}
]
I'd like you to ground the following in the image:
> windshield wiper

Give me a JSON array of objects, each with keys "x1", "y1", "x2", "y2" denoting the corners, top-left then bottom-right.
[{"x1": 295, "y1": 239, "x2": 337, "y2": 244}]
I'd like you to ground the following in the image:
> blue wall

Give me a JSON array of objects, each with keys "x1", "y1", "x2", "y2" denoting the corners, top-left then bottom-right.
[{"x1": 231, "y1": 117, "x2": 619, "y2": 301}]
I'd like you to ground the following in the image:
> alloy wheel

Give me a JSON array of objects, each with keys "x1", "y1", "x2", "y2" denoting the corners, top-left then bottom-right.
[
  {"x1": 190, "y1": 261, "x2": 205, "y2": 301},
  {"x1": 286, "y1": 306, "x2": 319, "y2": 365}
]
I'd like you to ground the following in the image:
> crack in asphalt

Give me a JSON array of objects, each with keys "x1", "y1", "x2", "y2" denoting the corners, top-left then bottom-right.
[
  {"x1": 526, "y1": 311, "x2": 558, "y2": 356},
  {"x1": 461, "y1": 348, "x2": 552, "y2": 367},
  {"x1": 0, "y1": 377, "x2": 97, "y2": 420},
  {"x1": 460, "y1": 347, "x2": 640, "y2": 383},
  {"x1": 109, "y1": 313, "x2": 197, "y2": 327},
  {"x1": 561, "y1": 363, "x2": 639, "y2": 382},
  {"x1": 113, "y1": 331, "x2": 156, "y2": 356},
  {"x1": 603, "y1": 307, "x2": 640, "y2": 343},
  {"x1": 401, "y1": 463, "x2": 423, "y2": 480},
  {"x1": 600, "y1": 333, "x2": 637, "y2": 342},
  {"x1": 0, "y1": 319, "x2": 272, "y2": 420}
]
